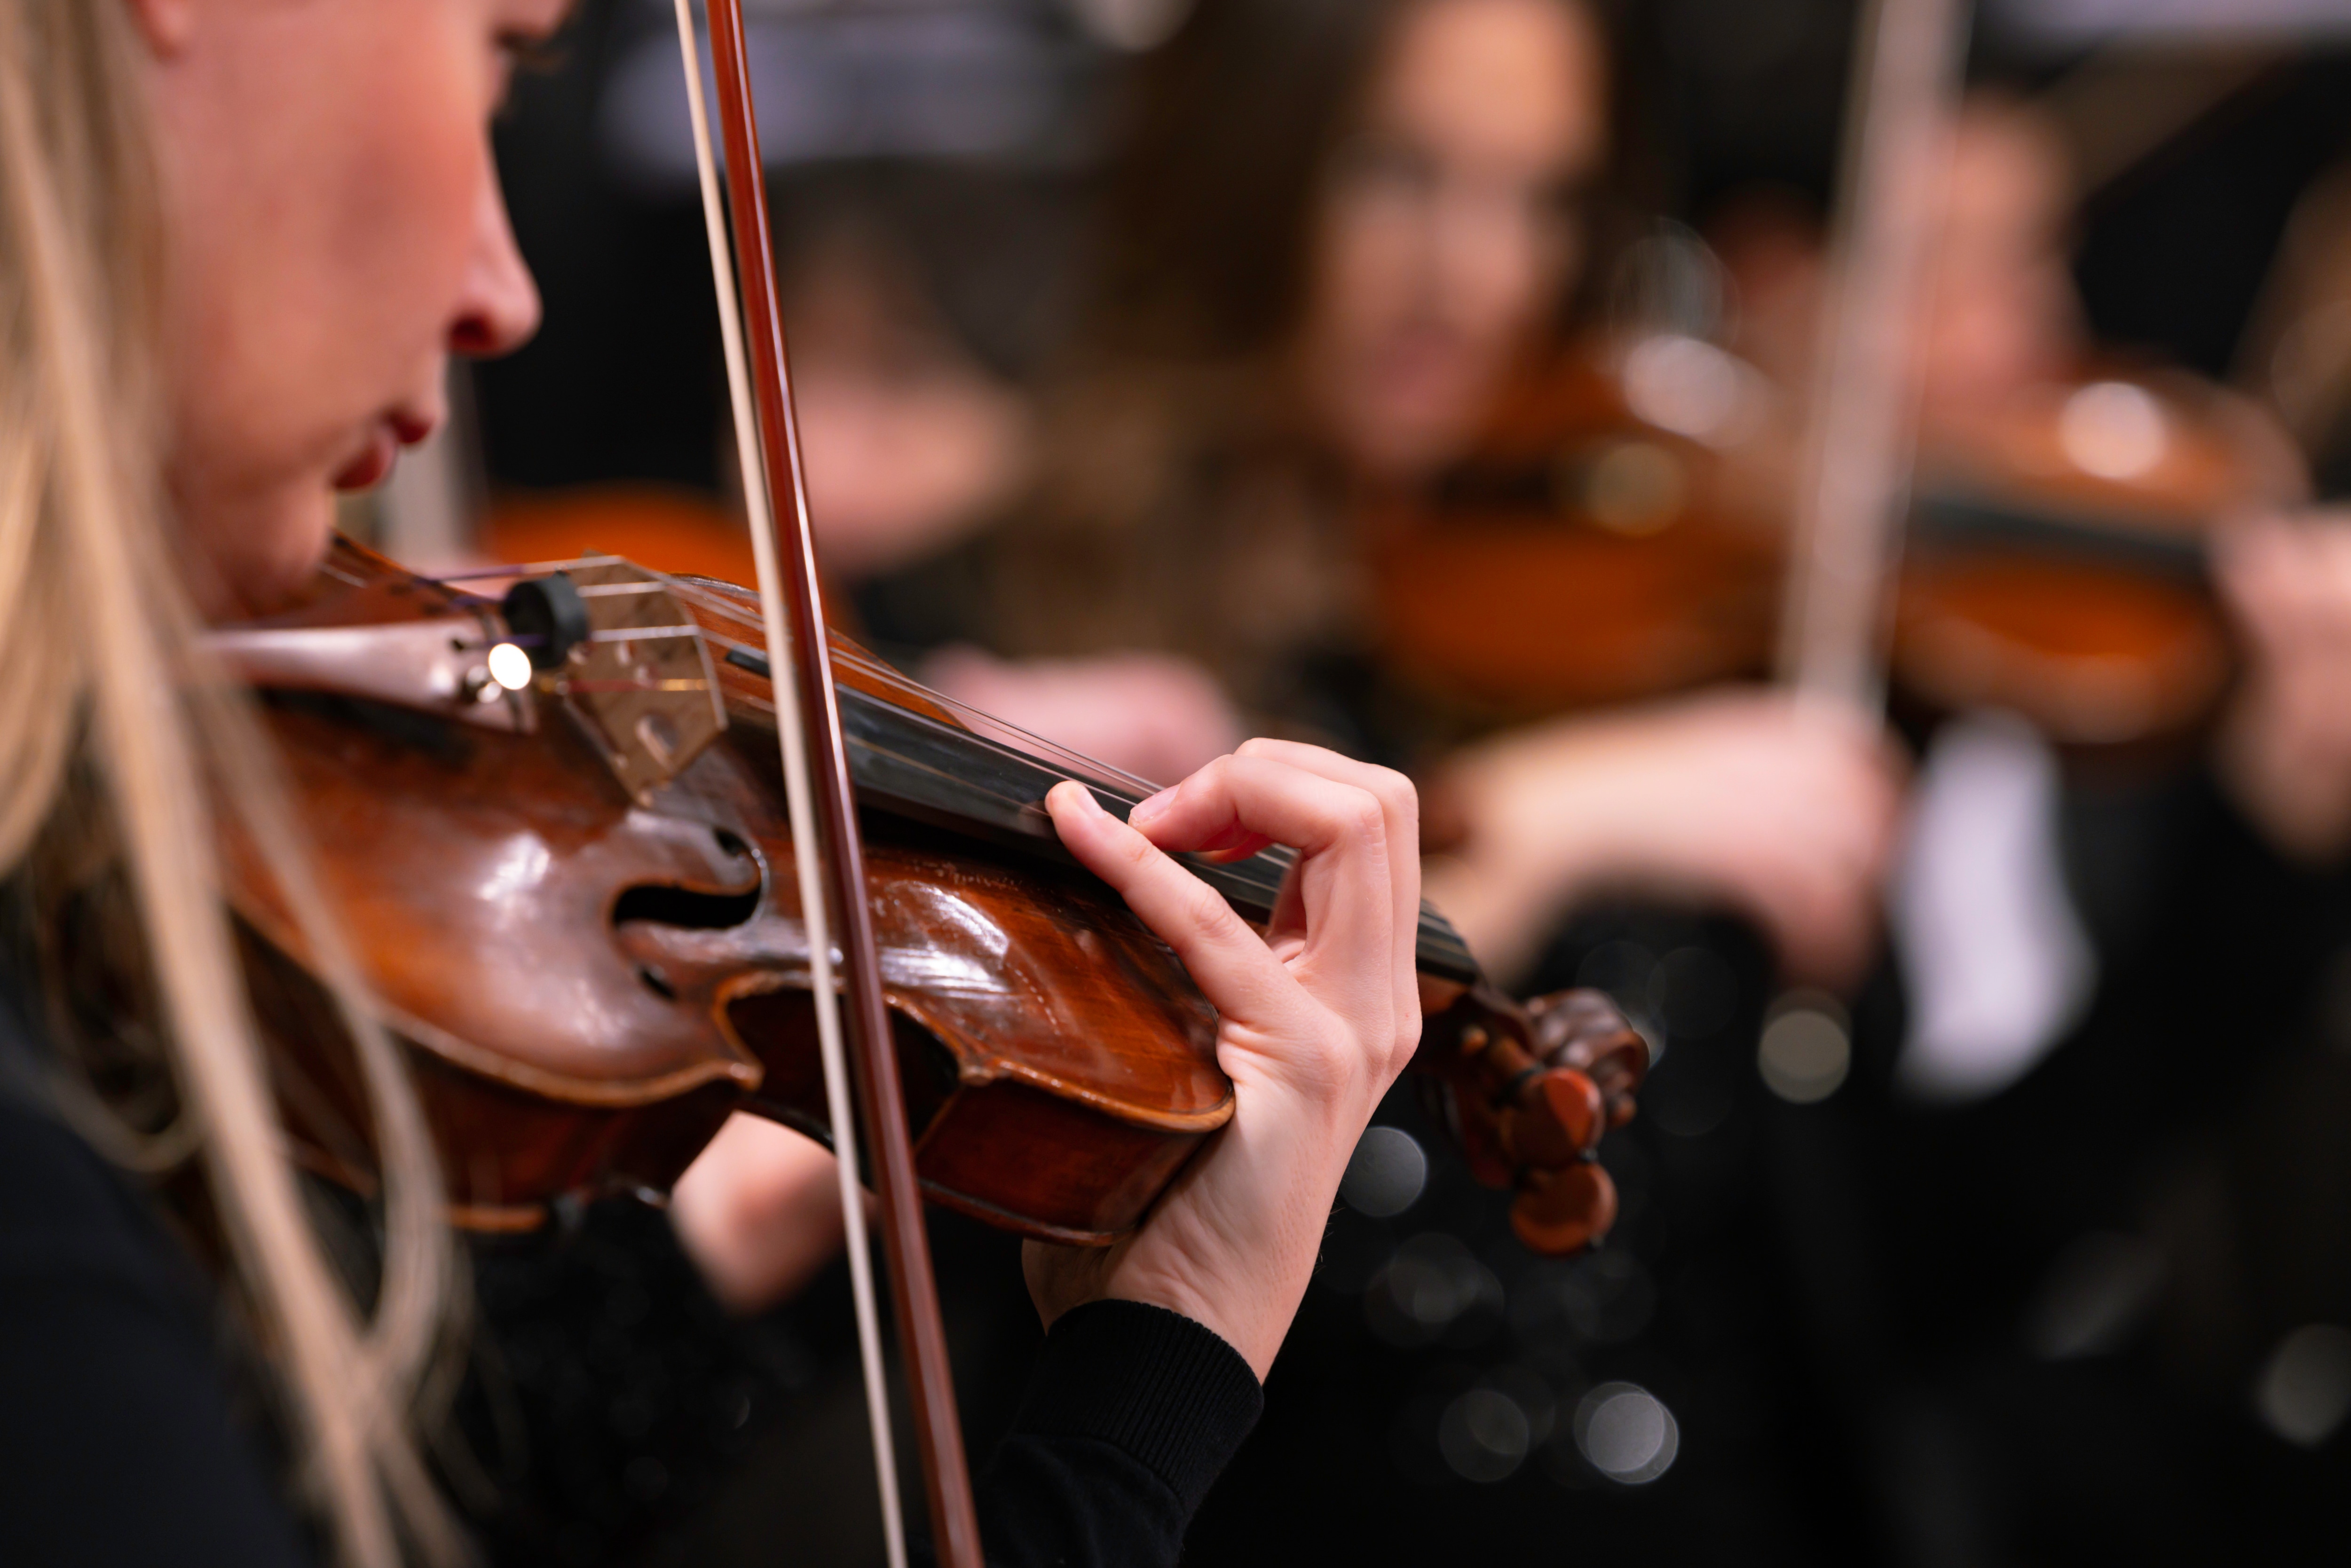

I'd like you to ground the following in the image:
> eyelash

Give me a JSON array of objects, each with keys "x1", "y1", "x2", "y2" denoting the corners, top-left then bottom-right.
[
  {"x1": 498, "y1": 30, "x2": 567, "y2": 80},
  {"x1": 493, "y1": 29, "x2": 565, "y2": 116}
]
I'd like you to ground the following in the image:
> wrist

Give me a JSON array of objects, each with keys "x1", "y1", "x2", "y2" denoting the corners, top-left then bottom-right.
[
  {"x1": 1104, "y1": 1265, "x2": 1283, "y2": 1383},
  {"x1": 1025, "y1": 1239, "x2": 1281, "y2": 1382}
]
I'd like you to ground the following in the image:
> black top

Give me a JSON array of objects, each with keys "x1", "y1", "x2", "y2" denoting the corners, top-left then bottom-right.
[{"x1": 0, "y1": 984, "x2": 1261, "y2": 1568}]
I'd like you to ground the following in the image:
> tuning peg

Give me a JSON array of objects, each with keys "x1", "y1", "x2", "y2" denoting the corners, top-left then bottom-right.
[
  {"x1": 1510, "y1": 1160, "x2": 1619, "y2": 1256},
  {"x1": 1499, "y1": 1066, "x2": 1604, "y2": 1167}
]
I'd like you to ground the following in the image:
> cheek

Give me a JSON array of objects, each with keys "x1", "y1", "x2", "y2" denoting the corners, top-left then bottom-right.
[
  {"x1": 300, "y1": 51, "x2": 483, "y2": 410},
  {"x1": 175, "y1": 16, "x2": 484, "y2": 491},
  {"x1": 156, "y1": 6, "x2": 492, "y2": 614}
]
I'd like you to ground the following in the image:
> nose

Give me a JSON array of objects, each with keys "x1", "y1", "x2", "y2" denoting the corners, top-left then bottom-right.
[
  {"x1": 1430, "y1": 178, "x2": 1544, "y2": 339},
  {"x1": 448, "y1": 168, "x2": 542, "y2": 359}
]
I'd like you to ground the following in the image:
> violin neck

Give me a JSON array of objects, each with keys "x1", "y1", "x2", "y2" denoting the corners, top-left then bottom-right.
[
  {"x1": 1909, "y1": 487, "x2": 2208, "y2": 580},
  {"x1": 716, "y1": 643, "x2": 1485, "y2": 987}
]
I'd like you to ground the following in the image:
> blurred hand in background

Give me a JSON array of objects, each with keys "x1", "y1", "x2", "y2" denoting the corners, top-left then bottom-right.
[
  {"x1": 923, "y1": 644, "x2": 1244, "y2": 787},
  {"x1": 671, "y1": 1115, "x2": 848, "y2": 1317},
  {"x1": 1423, "y1": 690, "x2": 1906, "y2": 986},
  {"x1": 2216, "y1": 512, "x2": 2351, "y2": 863}
]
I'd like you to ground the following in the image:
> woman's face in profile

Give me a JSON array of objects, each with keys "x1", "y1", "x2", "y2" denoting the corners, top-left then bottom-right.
[
  {"x1": 1920, "y1": 102, "x2": 2084, "y2": 421},
  {"x1": 1299, "y1": 0, "x2": 1604, "y2": 484},
  {"x1": 130, "y1": 0, "x2": 564, "y2": 616}
]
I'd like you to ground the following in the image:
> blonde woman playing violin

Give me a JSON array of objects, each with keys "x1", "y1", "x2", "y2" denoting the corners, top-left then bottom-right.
[{"x1": 0, "y1": 3, "x2": 1428, "y2": 1564}]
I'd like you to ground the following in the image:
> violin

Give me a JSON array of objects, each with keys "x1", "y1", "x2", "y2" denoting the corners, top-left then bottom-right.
[
  {"x1": 1895, "y1": 368, "x2": 2306, "y2": 749},
  {"x1": 1362, "y1": 336, "x2": 1782, "y2": 724},
  {"x1": 1365, "y1": 342, "x2": 2305, "y2": 752},
  {"x1": 209, "y1": 536, "x2": 1645, "y2": 1257}
]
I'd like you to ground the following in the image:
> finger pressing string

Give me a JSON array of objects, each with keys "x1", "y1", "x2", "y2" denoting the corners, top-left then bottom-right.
[
  {"x1": 1045, "y1": 782, "x2": 1305, "y2": 1029},
  {"x1": 1063, "y1": 771, "x2": 1392, "y2": 1044},
  {"x1": 1231, "y1": 739, "x2": 1421, "y2": 1041},
  {"x1": 1111, "y1": 757, "x2": 1399, "y2": 1012}
]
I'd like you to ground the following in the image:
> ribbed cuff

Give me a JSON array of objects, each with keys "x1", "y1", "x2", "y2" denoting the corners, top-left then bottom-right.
[{"x1": 1012, "y1": 1300, "x2": 1264, "y2": 1514}]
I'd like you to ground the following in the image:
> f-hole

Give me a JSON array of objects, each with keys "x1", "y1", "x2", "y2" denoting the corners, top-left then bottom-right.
[
  {"x1": 611, "y1": 825, "x2": 762, "y2": 931},
  {"x1": 611, "y1": 881, "x2": 762, "y2": 931}
]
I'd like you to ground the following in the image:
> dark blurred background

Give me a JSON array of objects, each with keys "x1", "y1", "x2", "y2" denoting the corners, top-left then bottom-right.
[{"x1": 410, "y1": 3, "x2": 2351, "y2": 1565}]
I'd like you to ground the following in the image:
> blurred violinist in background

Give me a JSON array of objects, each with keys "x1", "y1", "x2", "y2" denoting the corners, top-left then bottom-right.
[
  {"x1": 889, "y1": 0, "x2": 1903, "y2": 993},
  {"x1": 448, "y1": 1, "x2": 2351, "y2": 1563},
  {"x1": 1693, "y1": 78, "x2": 2351, "y2": 1567},
  {"x1": 468, "y1": 0, "x2": 1084, "y2": 596},
  {"x1": 848, "y1": 0, "x2": 1905, "y2": 1560},
  {"x1": 1711, "y1": 92, "x2": 2327, "y2": 1094}
]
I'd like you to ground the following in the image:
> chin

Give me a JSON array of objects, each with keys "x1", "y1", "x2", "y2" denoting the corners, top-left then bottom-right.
[
  {"x1": 1337, "y1": 366, "x2": 1490, "y2": 482},
  {"x1": 1347, "y1": 406, "x2": 1478, "y2": 485},
  {"x1": 184, "y1": 485, "x2": 340, "y2": 620},
  {"x1": 260, "y1": 490, "x2": 341, "y2": 595}
]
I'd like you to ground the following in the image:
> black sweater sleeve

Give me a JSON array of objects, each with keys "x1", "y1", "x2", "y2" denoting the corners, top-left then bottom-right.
[
  {"x1": 976, "y1": 1299, "x2": 1264, "y2": 1568},
  {"x1": 0, "y1": 981, "x2": 1261, "y2": 1568},
  {"x1": 0, "y1": 1099, "x2": 310, "y2": 1568}
]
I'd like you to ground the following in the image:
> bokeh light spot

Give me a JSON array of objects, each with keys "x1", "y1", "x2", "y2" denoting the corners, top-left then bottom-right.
[
  {"x1": 2057, "y1": 380, "x2": 2169, "y2": 481},
  {"x1": 1439, "y1": 1388, "x2": 1531, "y2": 1483},
  {"x1": 2256, "y1": 1324, "x2": 2351, "y2": 1448},
  {"x1": 1365, "y1": 1234, "x2": 1506, "y2": 1348},
  {"x1": 1759, "y1": 999, "x2": 1850, "y2": 1103},
  {"x1": 1574, "y1": 1382, "x2": 1679, "y2": 1485},
  {"x1": 1341, "y1": 1125, "x2": 1428, "y2": 1219}
]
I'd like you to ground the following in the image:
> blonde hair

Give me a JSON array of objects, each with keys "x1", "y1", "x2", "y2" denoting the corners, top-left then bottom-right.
[{"x1": 0, "y1": 4, "x2": 460, "y2": 1563}]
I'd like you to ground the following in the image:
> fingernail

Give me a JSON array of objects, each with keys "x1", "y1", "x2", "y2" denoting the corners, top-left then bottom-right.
[{"x1": 1128, "y1": 786, "x2": 1176, "y2": 826}]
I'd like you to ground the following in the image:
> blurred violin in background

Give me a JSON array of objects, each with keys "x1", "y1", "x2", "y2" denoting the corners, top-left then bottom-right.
[
  {"x1": 1363, "y1": 83, "x2": 2313, "y2": 761},
  {"x1": 1897, "y1": 366, "x2": 2304, "y2": 751},
  {"x1": 1362, "y1": 334, "x2": 2305, "y2": 756},
  {"x1": 1362, "y1": 335, "x2": 1784, "y2": 725}
]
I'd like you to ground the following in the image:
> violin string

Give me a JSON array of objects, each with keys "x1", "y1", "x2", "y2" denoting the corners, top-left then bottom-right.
[
  {"x1": 439, "y1": 558, "x2": 1485, "y2": 948},
  {"x1": 639, "y1": 580, "x2": 1318, "y2": 893},
  {"x1": 435, "y1": 563, "x2": 1462, "y2": 940},
  {"x1": 454, "y1": 627, "x2": 699, "y2": 651},
  {"x1": 671, "y1": 6, "x2": 911, "y2": 1567},
  {"x1": 433, "y1": 558, "x2": 1465, "y2": 963},
  {"x1": 419, "y1": 555, "x2": 629, "y2": 583},
  {"x1": 659, "y1": 573, "x2": 1174, "y2": 798},
  {"x1": 688, "y1": 623, "x2": 1313, "y2": 907}
]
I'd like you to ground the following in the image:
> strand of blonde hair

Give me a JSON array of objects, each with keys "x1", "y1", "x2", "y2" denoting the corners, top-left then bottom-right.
[{"x1": 0, "y1": 4, "x2": 460, "y2": 1562}]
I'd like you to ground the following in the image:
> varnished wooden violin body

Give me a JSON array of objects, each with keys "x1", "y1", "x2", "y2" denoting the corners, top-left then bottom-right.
[
  {"x1": 212, "y1": 539, "x2": 1647, "y2": 1254},
  {"x1": 1363, "y1": 338, "x2": 1781, "y2": 724},
  {"x1": 1365, "y1": 345, "x2": 2306, "y2": 755},
  {"x1": 1896, "y1": 369, "x2": 2305, "y2": 748}
]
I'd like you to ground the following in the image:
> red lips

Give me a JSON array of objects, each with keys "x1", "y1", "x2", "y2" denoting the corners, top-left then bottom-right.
[
  {"x1": 331, "y1": 425, "x2": 398, "y2": 491},
  {"x1": 331, "y1": 405, "x2": 440, "y2": 492}
]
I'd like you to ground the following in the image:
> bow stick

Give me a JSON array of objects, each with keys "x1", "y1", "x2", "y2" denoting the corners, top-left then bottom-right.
[
  {"x1": 673, "y1": 4, "x2": 985, "y2": 1564},
  {"x1": 1777, "y1": 0, "x2": 1972, "y2": 706}
]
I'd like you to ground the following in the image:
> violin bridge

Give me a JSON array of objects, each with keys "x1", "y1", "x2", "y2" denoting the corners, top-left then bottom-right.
[{"x1": 550, "y1": 560, "x2": 727, "y2": 804}]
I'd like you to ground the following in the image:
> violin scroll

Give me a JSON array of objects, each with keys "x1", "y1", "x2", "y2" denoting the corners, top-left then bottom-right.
[{"x1": 1418, "y1": 982, "x2": 1649, "y2": 1255}]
